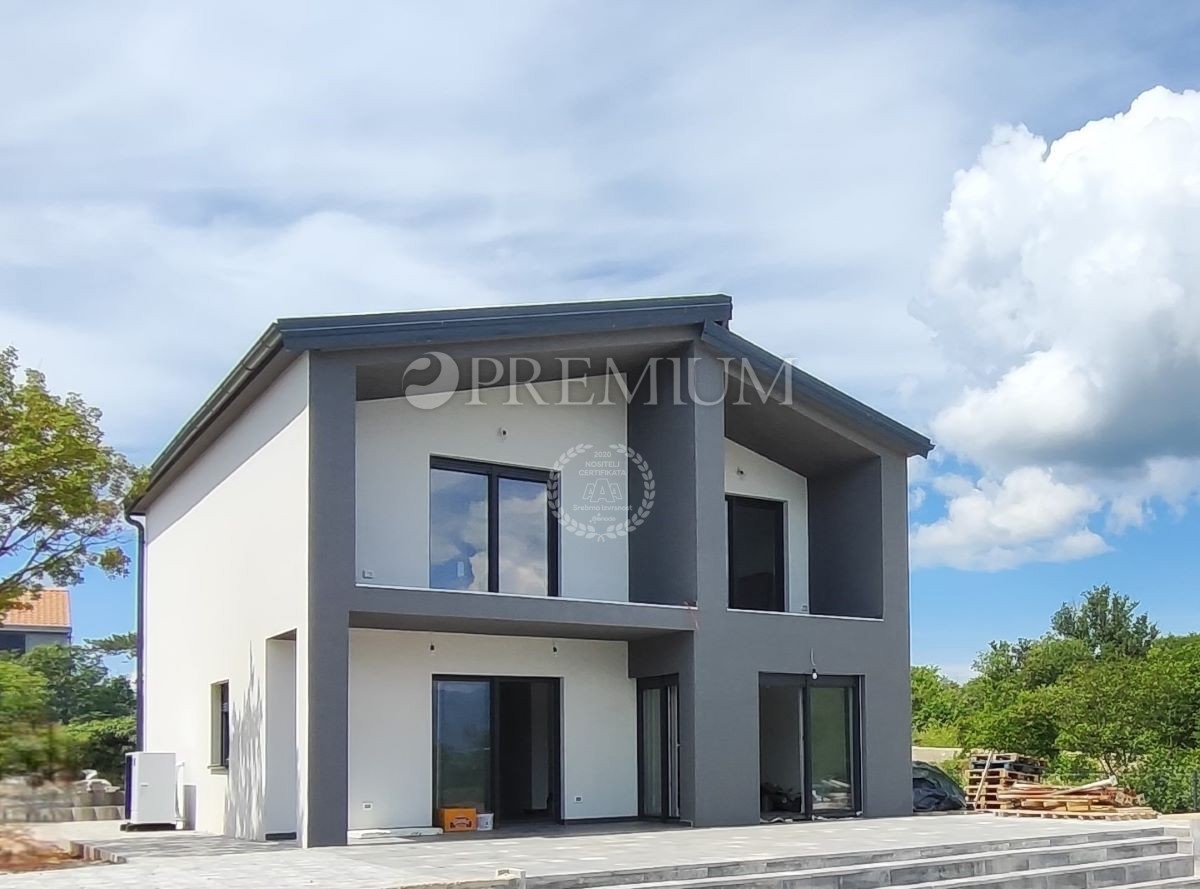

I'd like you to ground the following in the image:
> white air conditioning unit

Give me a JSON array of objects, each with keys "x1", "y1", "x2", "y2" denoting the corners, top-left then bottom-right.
[{"x1": 124, "y1": 752, "x2": 177, "y2": 829}]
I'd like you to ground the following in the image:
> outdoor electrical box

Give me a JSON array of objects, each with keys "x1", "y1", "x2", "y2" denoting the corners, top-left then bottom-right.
[{"x1": 123, "y1": 752, "x2": 177, "y2": 830}]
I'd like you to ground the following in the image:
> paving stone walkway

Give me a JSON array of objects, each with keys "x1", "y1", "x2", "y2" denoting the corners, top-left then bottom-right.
[{"x1": 1, "y1": 815, "x2": 1157, "y2": 888}]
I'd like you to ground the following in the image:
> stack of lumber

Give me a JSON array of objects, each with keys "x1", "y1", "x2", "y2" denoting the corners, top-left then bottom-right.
[
  {"x1": 967, "y1": 750, "x2": 1046, "y2": 811},
  {"x1": 992, "y1": 776, "x2": 1157, "y2": 820}
]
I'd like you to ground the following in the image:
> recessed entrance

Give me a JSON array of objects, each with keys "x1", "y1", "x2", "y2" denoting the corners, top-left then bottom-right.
[
  {"x1": 759, "y1": 674, "x2": 860, "y2": 819},
  {"x1": 432, "y1": 676, "x2": 562, "y2": 827}
]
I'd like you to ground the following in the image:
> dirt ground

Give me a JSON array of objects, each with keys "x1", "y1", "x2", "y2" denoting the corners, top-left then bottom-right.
[{"x1": 0, "y1": 826, "x2": 91, "y2": 874}]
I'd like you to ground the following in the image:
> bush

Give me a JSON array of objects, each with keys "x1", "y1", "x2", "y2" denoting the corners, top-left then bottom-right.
[
  {"x1": 0, "y1": 726, "x2": 82, "y2": 779},
  {"x1": 1044, "y1": 752, "x2": 1106, "y2": 786},
  {"x1": 1126, "y1": 749, "x2": 1200, "y2": 814},
  {"x1": 934, "y1": 751, "x2": 969, "y2": 786},
  {"x1": 60, "y1": 716, "x2": 135, "y2": 781},
  {"x1": 914, "y1": 723, "x2": 959, "y2": 748}
]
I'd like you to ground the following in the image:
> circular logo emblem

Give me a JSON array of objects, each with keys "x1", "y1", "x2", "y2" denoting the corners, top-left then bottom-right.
[
  {"x1": 550, "y1": 443, "x2": 654, "y2": 542},
  {"x1": 401, "y1": 351, "x2": 459, "y2": 409}
]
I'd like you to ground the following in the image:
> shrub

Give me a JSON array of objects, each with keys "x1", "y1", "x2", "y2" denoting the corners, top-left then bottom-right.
[
  {"x1": 1126, "y1": 749, "x2": 1200, "y2": 814},
  {"x1": 59, "y1": 716, "x2": 135, "y2": 781},
  {"x1": 914, "y1": 723, "x2": 959, "y2": 748}
]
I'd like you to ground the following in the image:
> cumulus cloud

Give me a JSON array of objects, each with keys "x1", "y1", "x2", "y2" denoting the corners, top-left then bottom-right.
[
  {"x1": 911, "y1": 468, "x2": 1108, "y2": 570},
  {"x1": 911, "y1": 87, "x2": 1200, "y2": 569}
]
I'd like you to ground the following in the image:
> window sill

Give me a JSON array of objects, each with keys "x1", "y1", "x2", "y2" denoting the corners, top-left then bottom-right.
[{"x1": 208, "y1": 764, "x2": 229, "y2": 774}]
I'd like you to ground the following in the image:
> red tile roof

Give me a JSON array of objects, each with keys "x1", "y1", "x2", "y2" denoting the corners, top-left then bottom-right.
[{"x1": 0, "y1": 588, "x2": 71, "y2": 630}]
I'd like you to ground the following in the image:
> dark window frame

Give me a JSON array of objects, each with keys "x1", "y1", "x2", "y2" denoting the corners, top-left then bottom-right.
[
  {"x1": 636, "y1": 674, "x2": 681, "y2": 821},
  {"x1": 212, "y1": 680, "x2": 230, "y2": 769},
  {"x1": 430, "y1": 456, "x2": 561, "y2": 597},
  {"x1": 758, "y1": 673, "x2": 862, "y2": 819},
  {"x1": 431, "y1": 674, "x2": 563, "y2": 827},
  {"x1": 726, "y1": 494, "x2": 786, "y2": 612}
]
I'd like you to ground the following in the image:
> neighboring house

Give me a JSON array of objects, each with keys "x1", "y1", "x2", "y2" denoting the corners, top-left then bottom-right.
[
  {"x1": 0, "y1": 588, "x2": 72, "y2": 654},
  {"x1": 127, "y1": 294, "x2": 932, "y2": 847}
]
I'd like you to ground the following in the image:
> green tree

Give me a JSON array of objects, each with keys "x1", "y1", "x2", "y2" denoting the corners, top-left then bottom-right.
[
  {"x1": 60, "y1": 715, "x2": 136, "y2": 779},
  {"x1": 18, "y1": 644, "x2": 134, "y2": 723},
  {"x1": 911, "y1": 665, "x2": 961, "y2": 738},
  {"x1": 1052, "y1": 657, "x2": 1159, "y2": 775},
  {"x1": 0, "y1": 346, "x2": 140, "y2": 615},
  {"x1": 87, "y1": 631, "x2": 137, "y2": 659},
  {"x1": 952, "y1": 637, "x2": 1086, "y2": 758},
  {"x1": 957, "y1": 685, "x2": 1060, "y2": 760},
  {"x1": 0, "y1": 659, "x2": 49, "y2": 729},
  {"x1": 1019, "y1": 637, "x2": 1093, "y2": 689},
  {"x1": 1051, "y1": 585, "x2": 1159, "y2": 658}
]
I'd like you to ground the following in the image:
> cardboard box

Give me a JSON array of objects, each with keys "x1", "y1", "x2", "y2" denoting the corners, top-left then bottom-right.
[{"x1": 438, "y1": 807, "x2": 477, "y2": 832}]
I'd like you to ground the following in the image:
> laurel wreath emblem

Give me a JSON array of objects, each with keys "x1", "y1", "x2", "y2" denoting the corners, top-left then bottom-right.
[{"x1": 549, "y1": 443, "x2": 655, "y2": 541}]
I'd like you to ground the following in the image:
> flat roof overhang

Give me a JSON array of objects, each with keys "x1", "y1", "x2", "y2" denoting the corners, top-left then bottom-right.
[{"x1": 348, "y1": 586, "x2": 696, "y2": 642}]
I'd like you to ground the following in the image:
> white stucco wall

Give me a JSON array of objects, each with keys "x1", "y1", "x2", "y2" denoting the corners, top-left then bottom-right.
[
  {"x1": 142, "y1": 354, "x2": 310, "y2": 839},
  {"x1": 356, "y1": 376, "x2": 629, "y2": 601},
  {"x1": 724, "y1": 439, "x2": 810, "y2": 613},
  {"x1": 347, "y1": 629, "x2": 637, "y2": 830}
]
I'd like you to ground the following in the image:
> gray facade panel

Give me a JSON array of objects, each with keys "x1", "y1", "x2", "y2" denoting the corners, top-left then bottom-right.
[
  {"x1": 304, "y1": 353, "x2": 355, "y2": 847},
  {"x1": 808, "y1": 458, "x2": 885, "y2": 618},
  {"x1": 627, "y1": 354, "x2": 699, "y2": 607}
]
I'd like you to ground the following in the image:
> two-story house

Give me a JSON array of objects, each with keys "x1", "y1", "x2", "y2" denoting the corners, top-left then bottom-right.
[{"x1": 127, "y1": 294, "x2": 931, "y2": 847}]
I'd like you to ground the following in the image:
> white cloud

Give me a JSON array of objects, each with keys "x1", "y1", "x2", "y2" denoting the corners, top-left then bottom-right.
[
  {"x1": 911, "y1": 467, "x2": 1108, "y2": 570},
  {"x1": 0, "y1": 2, "x2": 1138, "y2": 464},
  {"x1": 3, "y1": 4, "x2": 1197, "y2": 576},
  {"x1": 911, "y1": 87, "x2": 1200, "y2": 568}
]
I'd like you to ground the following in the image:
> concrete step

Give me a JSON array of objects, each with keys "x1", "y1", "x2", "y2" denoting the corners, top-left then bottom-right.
[
  {"x1": 555, "y1": 838, "x2": 1193, "y2": 889},
  {"x1": 529, "y1": 827, "x2": 1176, "y2": 889}
]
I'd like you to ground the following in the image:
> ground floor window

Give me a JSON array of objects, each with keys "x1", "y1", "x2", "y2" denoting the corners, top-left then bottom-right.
[
  {"x1": 211, "y1": 680, "x2": 230, "y2": 769},
  {"x1": 759, "y1": 674, "x2": 860, "y2": 819}
]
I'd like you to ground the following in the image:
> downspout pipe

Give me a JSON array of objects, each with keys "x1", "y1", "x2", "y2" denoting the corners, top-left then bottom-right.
[{"x1": 125, "y1": 511, "x2": 147, "y2": 751}]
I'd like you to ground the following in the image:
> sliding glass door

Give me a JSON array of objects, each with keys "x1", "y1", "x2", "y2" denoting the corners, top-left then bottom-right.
[
  {"x1": 433, "y1": 679, "x2": 493, "y2": 814},
  {"x1": 809, "y1": 684, "x2": 857, "y2": 815},
  {"x1": 433, "y1": 676, "x2": 563, "y2": 826},
  {"x1": 759, "y1": 674, "x2": 859, "y2": 819}
]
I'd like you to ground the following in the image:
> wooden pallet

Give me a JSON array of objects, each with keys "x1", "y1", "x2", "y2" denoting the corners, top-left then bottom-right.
[
  {"x1": 966, "y1": 753, "x2": 1045, "y2": 811},
  {"x1": 993, "y1": 808, "x2": 1158, "y2": 821},
  {"x1": 970, "y1": 750, "x2": 1048, "y2": 766},
  {"x1": 968, "y1": 763, "x2": 1043, "y2": 777}
]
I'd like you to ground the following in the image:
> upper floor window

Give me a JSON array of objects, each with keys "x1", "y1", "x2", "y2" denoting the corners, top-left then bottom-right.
[
  {"x1": 429, "y1": 457, "x2": 559, "y2": 596},
  {"x1": 727, "y1": 495, "x2": 784, "y2": 612}
]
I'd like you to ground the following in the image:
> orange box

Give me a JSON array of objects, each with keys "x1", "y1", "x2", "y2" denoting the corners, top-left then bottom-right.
[{"x1": 438, "y1": 807, "x2": 477, "y2": 832}]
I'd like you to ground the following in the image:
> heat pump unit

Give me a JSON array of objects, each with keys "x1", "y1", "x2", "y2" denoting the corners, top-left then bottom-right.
[{"x1": 123, "y1": 752, "x2": 177, "y2": 829}]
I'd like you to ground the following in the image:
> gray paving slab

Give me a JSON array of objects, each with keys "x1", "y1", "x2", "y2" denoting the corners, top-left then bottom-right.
[{"x1": 0, "y1": 815, "x2": 1166, "y2": 889}]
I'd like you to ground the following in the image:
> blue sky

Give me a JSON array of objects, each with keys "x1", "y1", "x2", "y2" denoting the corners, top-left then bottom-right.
[{"x1": 3, "y1": 2, "x2": 1200, "y2": 679}]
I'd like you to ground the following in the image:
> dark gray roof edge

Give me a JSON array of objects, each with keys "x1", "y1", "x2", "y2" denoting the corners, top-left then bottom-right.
[
  {"x1": 276, "y1": 293, "x2": 731, "y2": 351},
  {"x1": 700, "y1": 322, "x2": 934, "y2": 458},
  {"x1": 127, "y1": 295, "x2": 732, "y2": 514}
]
